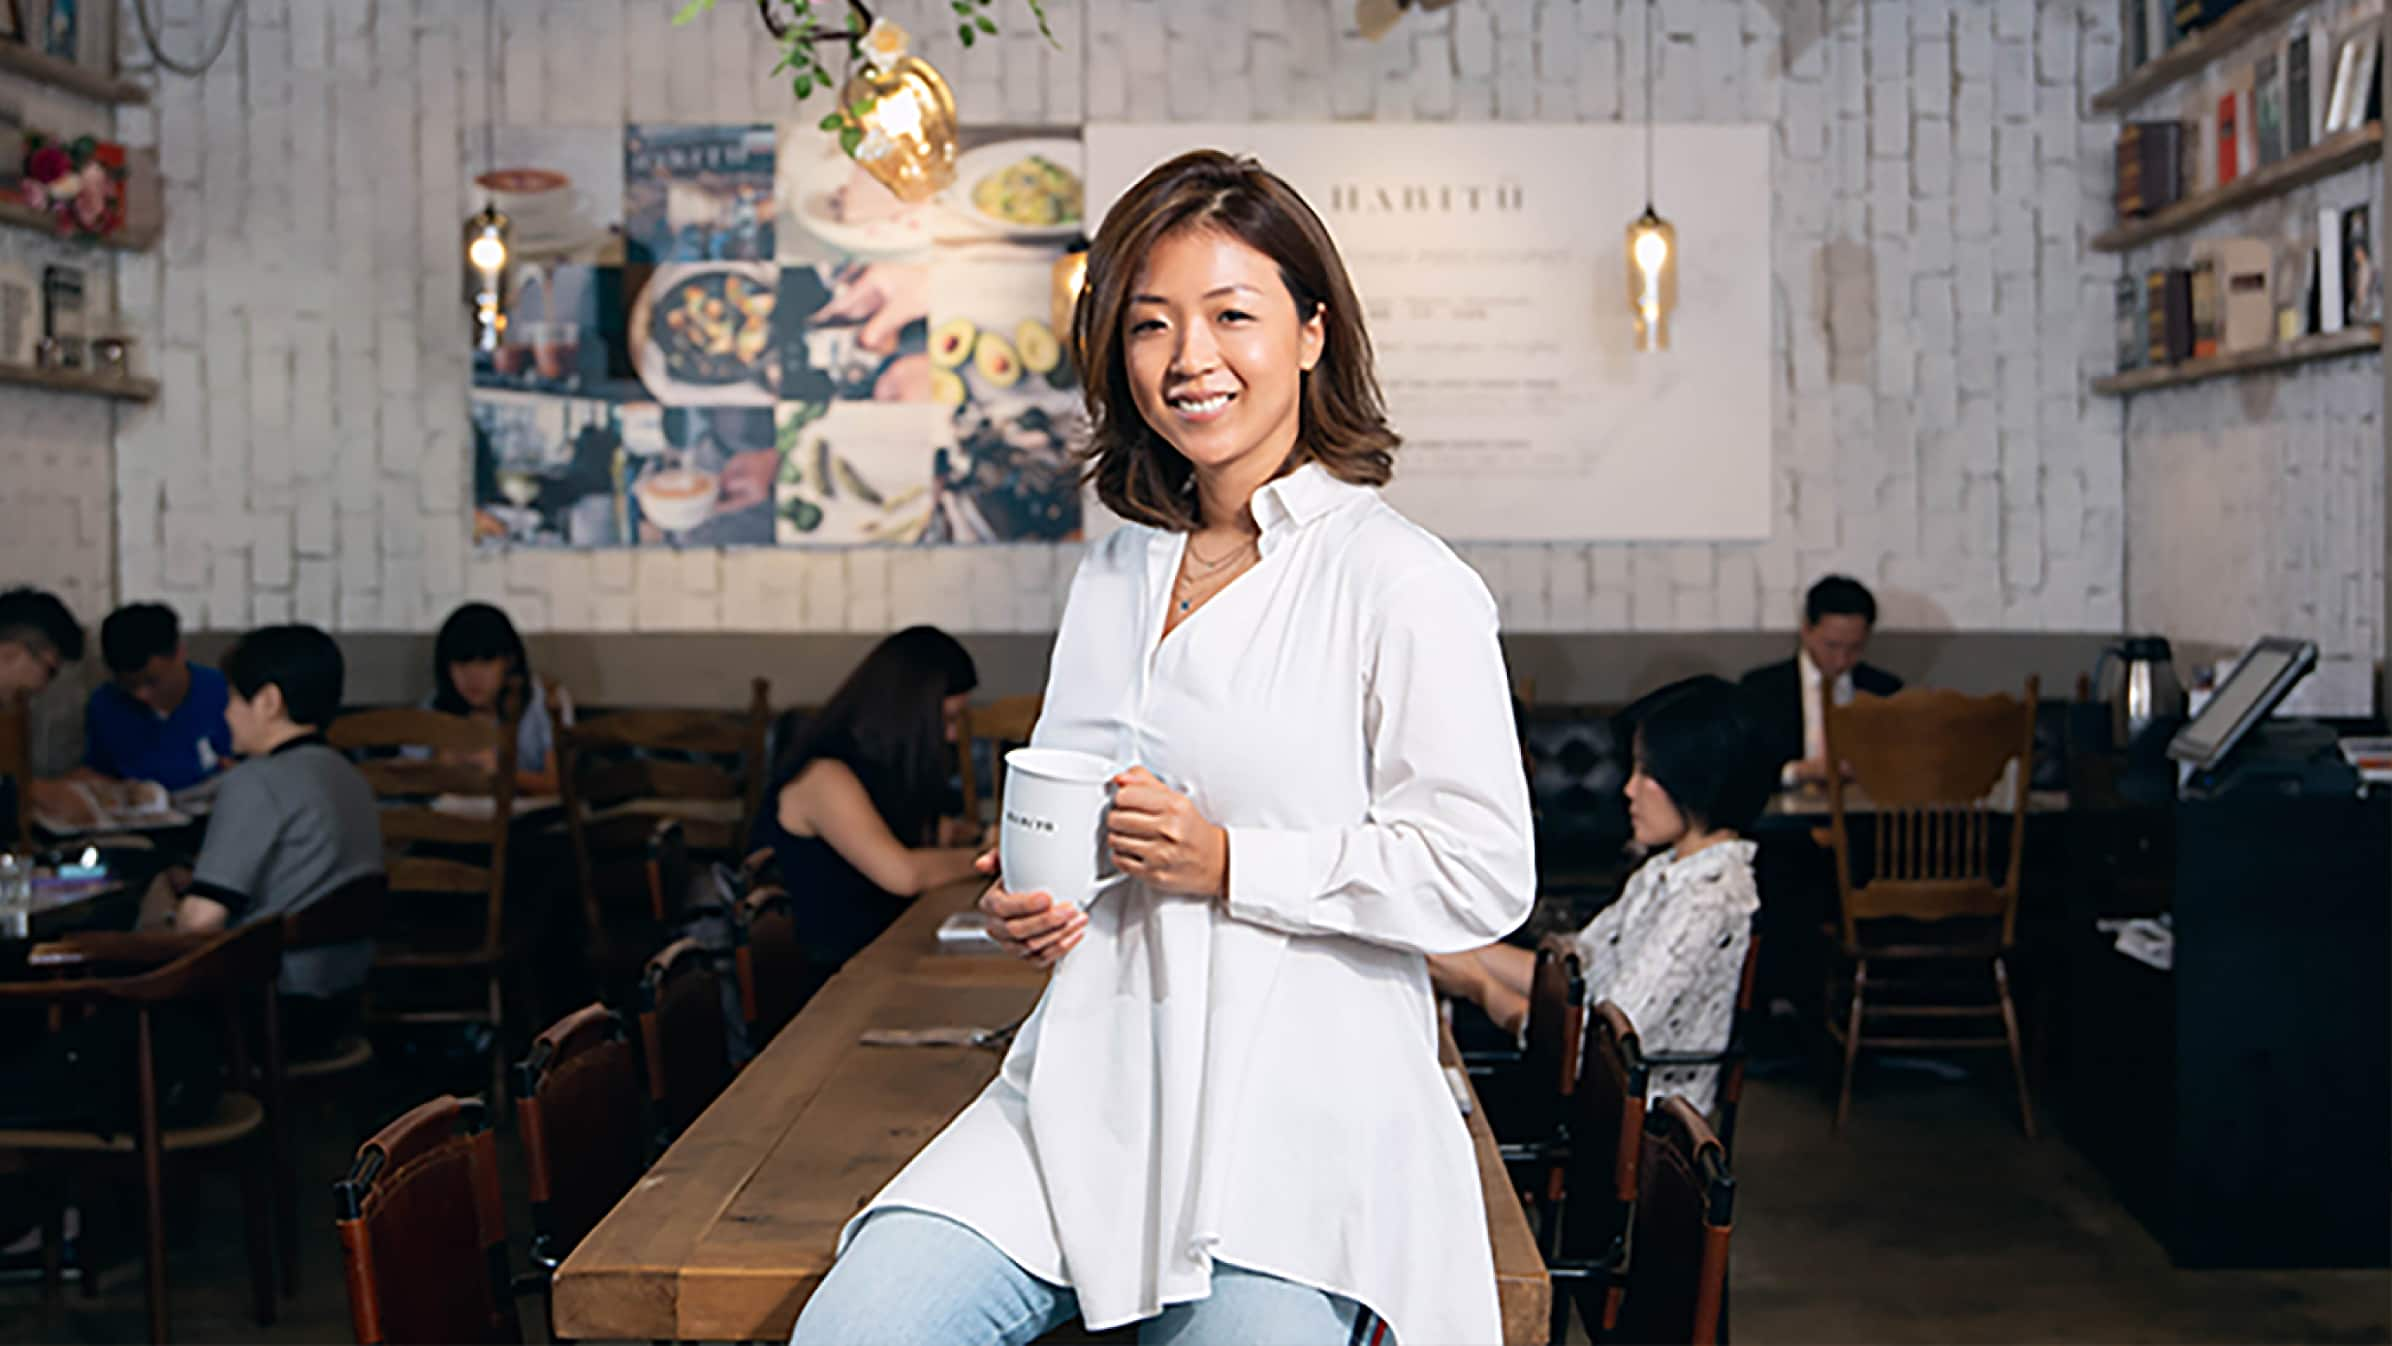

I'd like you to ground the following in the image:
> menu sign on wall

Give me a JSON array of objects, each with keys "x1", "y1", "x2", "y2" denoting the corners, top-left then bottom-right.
[{"x1": 1085, "y1": 124, "x2": 1772, "y2": 543}]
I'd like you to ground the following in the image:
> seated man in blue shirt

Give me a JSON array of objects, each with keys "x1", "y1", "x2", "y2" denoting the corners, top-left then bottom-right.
[{"x1": 79, "y1": 603, "x2": 232, "y2": 792}]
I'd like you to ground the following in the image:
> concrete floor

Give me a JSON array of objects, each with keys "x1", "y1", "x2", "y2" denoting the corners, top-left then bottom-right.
[{"x1": 2, "y1": 1051, "x2": 2385, "y2": 1345}]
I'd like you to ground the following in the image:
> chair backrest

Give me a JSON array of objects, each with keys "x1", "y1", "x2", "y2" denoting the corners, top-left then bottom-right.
[
  {"x1": 1517, "y1": 935, "x2": 1586, "y2": 1150},
  {"x1": 512, "y1": 1003, "x2": 648, "y2": 1271},
  {"x1": 284, "y1": 871, "x2": 390, "y2": 951},
  {"x1": 1613, "y1": 1096, "x2": 1735, "y2": 1346},
  {"x1": 733, "y1": 884, "x2": 819, "y2": 1047},
  {"x1": 1557, "y1": 1001, "x2": 1647, "y2": 1268},
  {"x1": 0, "y1": 689, "x2": 28, "y2": 846},
  {"x1": 329, "y1": 708, "x2": 518, "y2": 959},
  {"x1": 956, "y1": 694, "x2": 1043, "y2": 819},
  {"x1": 555, "y1": 680, "x2": 772, "y2": 863},
  {"x1": 636, "y1": 937, "x2": 734, "y2": 1143},
  {"x1": 1823, "y1": 681, "x2": 2039, "y2": 946},
  {"x1": 1713, "y1": 922, "x2": 1761, "y2": 1154},
  {"x1": 333, "y1": 1094, "x2": 522, "y2": 1345}
]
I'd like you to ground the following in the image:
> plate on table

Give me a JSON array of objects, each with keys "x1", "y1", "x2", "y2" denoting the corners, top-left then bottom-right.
[
  {"x1": 938, "y1": 139, "x2": 1085, "y2": 243},
  {"x1": 784, "y1": 139, "x2": 937, "y2": 259}
]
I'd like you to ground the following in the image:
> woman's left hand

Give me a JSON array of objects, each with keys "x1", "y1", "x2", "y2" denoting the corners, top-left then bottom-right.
[{"x1": 1106, "y1": 767, "x2": 1227, "y2": 898}]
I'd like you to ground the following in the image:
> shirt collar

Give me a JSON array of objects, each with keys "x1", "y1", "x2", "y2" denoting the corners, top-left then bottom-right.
[
  {"x1": 270, "y1": 732, "x2": 327, "y2": 757},
  {"x1": 1251, "y1": 462, "x2": 1364, "y2": 539},
  {"x1": 1797, "y1": 647, "x2": 1851, "y2": 690}
]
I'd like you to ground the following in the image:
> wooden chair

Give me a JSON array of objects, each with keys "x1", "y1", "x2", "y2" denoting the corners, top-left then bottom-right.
[
  {"x1": 956, "y1": 693, "x2": 1043, "y2": 820},
  {"x1": 0, "y1": 688, "x2": 29, "y2": 845},
  {"x1": 281, "y1": 871, "x2": 390, "y2": 1081},
  {"x1": 1544, "y1": 1001, "x2": 1648, "y2": 1344},
  {"x1": 1643, "y1": 919, "x2": 1762, "y2": 1158},
  {"x1": 330, "y1": 707, "x2": 521, "y2": 1105},
  {"x1": 635, "y1": 937, "x2": 736, "y2": 1147},
  {"x1": 555, "y1": 677, "x2": 774, "y2": 860},
  {"x1": 512, "y1": 1004, "x2": 648, "y2": 1298},
  {"x1": 732, "y1": 883, "x2": 821, "y2": 1049},
  {"x1": 333, "y1": 1094, "x2": 522, "y2": 1345},
  {"x1": 1494, "y1": 936, "x2": 1586, "y2": 1206},
  {"x1": 0, "y1": 922, "x2": 285, "y2": 1343},
  {"x1": 266, "y1": 870, "x2": 390, "y2": 1294},
  {"x1": 1611, "y1": 1096, "x2": 1737, "y2": 1346},
  {"x1": 558, "y1": 803, "x2": 692, "y2": 1008},
  {"x1": 1821, "y1": 681, "x2": 2040, "y2": 1136}
]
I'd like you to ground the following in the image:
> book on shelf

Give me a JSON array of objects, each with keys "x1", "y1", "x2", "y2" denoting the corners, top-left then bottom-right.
[
  {"x1": 2116, "y1": 276, "x2": 2146, "y2": 372},
  {"x1": 2288, "y1": 25, "x2": 2315, "y2": 155},
  {"x1": 2255, "y1": 51, "x2": 2285, "y2": 166},
  {"x1": 2124, "y1": 0, "x2": 2149, "y2": 73},
  {"x1": 2214, "y1": 91, "x2": 2239, "y2": 185},
  {"x1": 2153, "y1": 0, "x2": 2179, "y2": 55},
  {"x1": 2208, "y1": 237, "x2": 2273, "y2": 353},
  {"x1": 2277, "y1": 241, "x2": 2315, "y2": 342},
  {"x1": 2115, "y1": 120, "x2": 2187, "y2": 217},
  {"x1": 2344, "y1": 203, "x2": 2379, "y2": 326},
  {"x1": 2148, "y1": 266, "x2": 2194, "y2": 364},
  {"x1": 2325, "y1": 21, "x2": 2382, "y2": 136},
  {"x1": 2319, "y1": 207, "x2": 2347, "y2": 335},
  {"x1": 2189, "y1": 257, "x2": 2221, "y2": 358},
  {"x1": 2233, "y1": 67, "x2": 2259, "y2": 175}
]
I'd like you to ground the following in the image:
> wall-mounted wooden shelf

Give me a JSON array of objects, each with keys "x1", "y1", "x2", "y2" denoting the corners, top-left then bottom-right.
[
  {"x1": 2092, "y1": 123, "x2": 2383, "y2": 253},
  {"x1": 0, "y1": 196, "x2": 156, "y2": 251},
  {"x1": 2091, "y1": 325, "x2": 2381, "y2": 395},
  {"x1": 0, "y1": 42, "x2": 147, "y2": 105},
  {"x1": 0, "y1": 361, "x2": 157, "y2": 402},
  {"x1": 2091, "y1": 0, "x2": 2314, "y2": 113}
]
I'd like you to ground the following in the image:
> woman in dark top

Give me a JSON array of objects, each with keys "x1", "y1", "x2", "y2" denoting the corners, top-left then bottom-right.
[{"x1": 754, "y1": 626, "x2": 988, "y2": 969}]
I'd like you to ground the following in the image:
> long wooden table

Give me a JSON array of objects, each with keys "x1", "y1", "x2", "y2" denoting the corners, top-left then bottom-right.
[{"x1": 554, "y1": 880, "x2": 1549, "y2": 1344}]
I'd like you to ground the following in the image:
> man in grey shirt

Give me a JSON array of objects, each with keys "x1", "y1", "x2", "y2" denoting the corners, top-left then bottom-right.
[{"x1": 146, "y1": 625, "x2": 383, "y2": 1022}]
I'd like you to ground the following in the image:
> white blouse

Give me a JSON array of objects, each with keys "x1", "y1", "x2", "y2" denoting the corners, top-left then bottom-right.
[
  {"x1": 846, "y1": 463, "x2": 1537, "y2": 1344},
  {"x1": 1573, "y1": 839, "x2": 1760, "y2": 1116}
]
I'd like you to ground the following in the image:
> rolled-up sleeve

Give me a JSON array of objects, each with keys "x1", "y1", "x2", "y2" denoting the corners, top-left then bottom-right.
[{"x1": 1223, "y1": 560, "x2": 1536, "y2": 955}]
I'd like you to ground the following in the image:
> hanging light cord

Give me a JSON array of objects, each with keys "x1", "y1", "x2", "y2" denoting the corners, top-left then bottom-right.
[
  {"x1": 131, "y1": 0, "x2": 247, "y2": 79},
  {"x1": 483, "y1": 0, "x2": 498, "y2": 177},
  {"x1": 1642, "y1": 0, "x2": 1655, "y2": 211}
]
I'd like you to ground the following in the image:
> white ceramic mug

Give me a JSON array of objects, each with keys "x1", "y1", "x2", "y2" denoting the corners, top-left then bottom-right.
[{"x1": 1000, "y1": 747, "x2": 1126, "y2": 908}]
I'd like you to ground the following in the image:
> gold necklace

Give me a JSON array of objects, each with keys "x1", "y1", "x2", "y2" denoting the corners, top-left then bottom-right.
[
  {"x1": 1184, "y1": 533, "x2": 1258, "y2": 574},
  {"x1": 1173, "y1": 543, "x2": 1256, "y2": 613}
]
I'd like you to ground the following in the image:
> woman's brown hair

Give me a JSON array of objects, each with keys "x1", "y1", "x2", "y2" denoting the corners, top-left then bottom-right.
[{"x1": 1074, "y1": 149, "x2": 1398, "y2": 532}]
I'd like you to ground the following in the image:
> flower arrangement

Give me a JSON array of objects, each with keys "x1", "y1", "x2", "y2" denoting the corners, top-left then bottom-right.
[{"x1": 20, "y1": 133, "x2": 127, "y2": 241}]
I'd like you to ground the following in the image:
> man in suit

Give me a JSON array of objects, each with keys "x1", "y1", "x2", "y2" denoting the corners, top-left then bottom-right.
[{"x1": 1740, "y1": 575, "x2": 1902, "y2": 787}]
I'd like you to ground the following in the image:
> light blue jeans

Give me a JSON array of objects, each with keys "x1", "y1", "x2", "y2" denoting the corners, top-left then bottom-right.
[{"x1": 791, "y1": 1208, "x2": 1381, "y2": 1346}]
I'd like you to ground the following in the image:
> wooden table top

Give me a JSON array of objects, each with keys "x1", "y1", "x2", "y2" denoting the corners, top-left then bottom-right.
[{"x1": 553, "y1": 880, "x2": 1550, "y2": 1344}]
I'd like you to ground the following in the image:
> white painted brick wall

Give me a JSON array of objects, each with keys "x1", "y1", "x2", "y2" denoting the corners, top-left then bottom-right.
[{"x1": 73, "y1": 0, "x2": 2170, "y2": 639}]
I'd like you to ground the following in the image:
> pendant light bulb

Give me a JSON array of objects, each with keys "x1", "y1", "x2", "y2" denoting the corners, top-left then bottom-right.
[
  {"x1": 464, "y1": 203, "x2": 512, "y2": 351},
  {"x1": 1051, "y1": 238, "x2": 1090, "y2": 366},
  {"x1": 1626, "y1": 206, "x2": 1677, "y2": 352},
  {"x1": 843, "y1": 24, "x2": 959, "y2": 205}
]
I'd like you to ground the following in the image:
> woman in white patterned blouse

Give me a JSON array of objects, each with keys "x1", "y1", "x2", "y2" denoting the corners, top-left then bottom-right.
[{"x1": 1431, "y1": 677, "x2": 1770, "y2": 1114}]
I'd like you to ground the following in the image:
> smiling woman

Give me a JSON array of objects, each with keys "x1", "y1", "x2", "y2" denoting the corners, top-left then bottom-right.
[
  {"x1": 1073, "y1": 151, "x2": 1397, "y2": 535},
  {"x1": 789, "y1": 150, "x2": 1535, "y2": 1346}
]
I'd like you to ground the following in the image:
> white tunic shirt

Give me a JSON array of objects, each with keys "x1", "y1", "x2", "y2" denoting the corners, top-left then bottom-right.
[
  {"x1": 846, "y1": 463, "x2": 1537, "y2": 1344},
  {"x1": 1573, "y1": 839, "x2": 1759, "y2": 1116}
]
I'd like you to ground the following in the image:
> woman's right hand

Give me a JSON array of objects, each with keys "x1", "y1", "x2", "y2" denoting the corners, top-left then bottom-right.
[{"x1": 975, "y1": 849, "x2": 1086, "y2": 965}]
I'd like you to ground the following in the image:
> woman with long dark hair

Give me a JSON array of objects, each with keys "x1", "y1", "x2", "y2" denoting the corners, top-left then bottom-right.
[
  {"x1": 793, "y1": 151, "x2": 1533, "y2": 1346},
  {"x1": 427, "y1": 602, "x2": 559, "y2": 795},
  {"x1": 752, "y1": 625, "x2": 986, "y2": 972}
]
